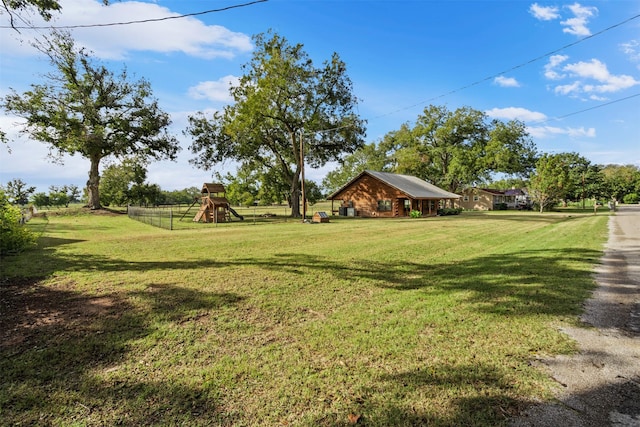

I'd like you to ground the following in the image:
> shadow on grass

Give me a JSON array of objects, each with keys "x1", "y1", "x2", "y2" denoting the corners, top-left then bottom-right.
[
  {"x1": 310, "y1": 363, "x2": 523, "y2": 426},
  {"x1": 6, "y1": 242, "x2": 602, "y2": 319},
  {"x1": 0, "y1": 278, "x2": 243, "y2": 425}
]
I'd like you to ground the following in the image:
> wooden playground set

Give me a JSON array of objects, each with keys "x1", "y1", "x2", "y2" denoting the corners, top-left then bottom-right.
[{"x1": 190, "y1": 183, "x2": 244, "y2": 223}]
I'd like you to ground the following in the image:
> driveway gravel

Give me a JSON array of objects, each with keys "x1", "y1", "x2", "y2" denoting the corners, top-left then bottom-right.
[{"x1": 510, "y1": 205, "x2": 640, "y2": 427}]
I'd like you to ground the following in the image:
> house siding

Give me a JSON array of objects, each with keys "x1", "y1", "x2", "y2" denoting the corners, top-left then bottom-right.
[
  {"x1": 332, "y1": 174, "x2": 408, "y2": 217},
  {"x1": 329, "y1": 171, "x2": 457, "y2": 218},
  {"x1": 456, "y1": 188, "x2": 528, "y2": 210},
  {"x1": 457, "y1": 189, "x2": 495, "y2": 210}
]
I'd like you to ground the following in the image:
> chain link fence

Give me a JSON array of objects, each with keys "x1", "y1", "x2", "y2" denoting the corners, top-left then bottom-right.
[{"x1": 127, "y1": 205, "x2": 174, "y2": 230}]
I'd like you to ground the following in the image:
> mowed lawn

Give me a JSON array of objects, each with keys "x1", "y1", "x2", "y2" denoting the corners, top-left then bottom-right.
[{"x1": 0, "y1": 209, "x2": 609, "y2": 426}]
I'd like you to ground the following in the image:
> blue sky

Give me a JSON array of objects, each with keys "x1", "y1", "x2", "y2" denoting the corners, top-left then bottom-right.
[{"x1": 1, "y1": 0, "x2": 639, "y2": 193}]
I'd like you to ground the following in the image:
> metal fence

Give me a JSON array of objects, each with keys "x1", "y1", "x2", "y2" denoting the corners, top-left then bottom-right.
[{"x1": 127, "y1": 205, "x2": 173, "y2": 230}]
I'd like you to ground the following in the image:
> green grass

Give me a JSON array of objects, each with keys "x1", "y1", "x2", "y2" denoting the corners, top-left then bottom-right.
[{"x1": 0, "y1": 209, "x2": 609, "y2": 426}]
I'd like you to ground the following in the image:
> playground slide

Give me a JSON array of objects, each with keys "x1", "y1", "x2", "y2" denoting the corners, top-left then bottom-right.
[{"x1": 228, "y1": 207, "x2": 244, "y2": 220}]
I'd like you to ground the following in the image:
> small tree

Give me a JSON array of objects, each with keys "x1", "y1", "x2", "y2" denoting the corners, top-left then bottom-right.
[
  {"x1": 31, "y1": 192, "x2": 50, "y2": 208},
  {"x1": 2, "y1": 31, "x2": 179, "y2": 209},
  {"x1": 63, "y1": 184, "x2": 81, "y2": 204},
  {"x1": 529, "y1": 153, "x2": 569, "y2": 213},
  {"x1": 48, "y1": 186, "x2": 70, "y2": 208},
  {"x1": 3, "y1": 178, "x2": 35, "y2": 205}
]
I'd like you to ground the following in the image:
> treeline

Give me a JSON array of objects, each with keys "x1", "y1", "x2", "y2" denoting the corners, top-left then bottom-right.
[{"x1": 320, "y1": 106, "x2": 640, "y2": 211}]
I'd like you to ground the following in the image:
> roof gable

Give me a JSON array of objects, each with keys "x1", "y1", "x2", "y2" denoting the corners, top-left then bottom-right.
[{"x1": 328, "y1": 170, "x2": 460, "y2": 200}]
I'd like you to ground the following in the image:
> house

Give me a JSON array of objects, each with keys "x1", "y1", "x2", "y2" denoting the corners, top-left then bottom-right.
[
  {"x1": 456, "y1": 187, "x2": 530, "y2": 210},
  {"x1": 327, "y1": 170, "x2": 460, "y2": 218}
]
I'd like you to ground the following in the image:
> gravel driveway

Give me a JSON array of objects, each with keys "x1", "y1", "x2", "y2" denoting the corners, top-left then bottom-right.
[{"x1": 510, "y1": 205, "x2": 640, "y2": 427}]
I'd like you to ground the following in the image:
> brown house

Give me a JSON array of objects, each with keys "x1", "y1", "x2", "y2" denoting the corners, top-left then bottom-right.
[{"x1": 327, "y1": 170, "x2": 460, "y2": 218}]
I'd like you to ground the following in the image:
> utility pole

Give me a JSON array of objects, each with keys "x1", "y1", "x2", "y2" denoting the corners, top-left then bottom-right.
[
  {"x1": 582, "y1": 171, "x2": 585, "y2": 211},
  {"x1": 300, "y1": 130, "x2": 306, "y2": 222}
]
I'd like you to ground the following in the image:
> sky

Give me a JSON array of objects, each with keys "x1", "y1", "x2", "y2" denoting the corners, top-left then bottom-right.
[{"x1": 1, "y1": 0, "x2": 639, "y2": 194}]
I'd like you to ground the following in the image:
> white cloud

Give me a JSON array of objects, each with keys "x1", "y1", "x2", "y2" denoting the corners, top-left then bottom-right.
[
  {"x1": 554, "y1": 81, "x2": 581, "y2": 95},
  {"x1": 528, "y1": 125, "x2": 596, "y2": 139},
  {"x1": 544, "y1": 55, "x2": 569, "y2": 80},
  {"x1": 620, "y1": 40, "x2": 640, "y2": 66},
  {"x1": 188, "y1": 75, "x2": 239, "y2": 102},
  {"x1": 530, "y1": 3, "x2": 597, "y2": 37},
  {"x1": 494, "y1": 76, "x2": 520, "y2": 87},
  {"x1": 560, "y1": 3, "x2": 597, "y2": 36},
  {"x1": 0, "y1": 0, "x2": 253, "y2": 60},
  {"x1": 529, "y1": 3, "x2": 560, "y2": 21},
  {"x1": 563, "y1": 59, "x2": 639, "y2": 94},
  {"x1": 486, "y1": 107, "x2": 547, "y2": 122},
  {"x1": 546, "y1": 57, "x2": 639, "y2": 96},
  {"x1": 589, "y1": 94, "x2": 608, "y2": 102},
  {"x1": 566, "y1": 126, "x2": 596, "y2": 137}
]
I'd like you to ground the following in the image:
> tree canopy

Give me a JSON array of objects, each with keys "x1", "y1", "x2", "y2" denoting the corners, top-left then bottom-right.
[
  {"x1": 328, "y1": 105, "x2": 537, "y2": 194},
  {"x1": 528, "y1": 153, "x2": 570, "y2": 212},
  {"x1": 2, "y1": 31, "x2": 179, "y2": 209},
  {"x1": 1, "y1": 0, "x2": 108, "y2": 25},
  {"x1": 322, "y1": 142, "x2": 388, "y2": 195},
  {"x1": 2, "y1": 178, "x2": 35, "y2": 205},
  {"x1": 601, "y1": 164, "x2": 640, "y2": 202},
  {"x1": 186, "y1": 30, "x2": 366, "y2": 217}
]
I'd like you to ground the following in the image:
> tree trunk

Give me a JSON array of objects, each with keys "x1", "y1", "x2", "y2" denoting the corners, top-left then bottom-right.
[
  {"x1": 291, "y1": 188, "x2": 301, "y2": 217},
  {"x1": 86, "y1": 155, "x2": 101, "y2": 210},
  {"x1": 289, "y1": 162, "x2": 302, "y2": 218}
]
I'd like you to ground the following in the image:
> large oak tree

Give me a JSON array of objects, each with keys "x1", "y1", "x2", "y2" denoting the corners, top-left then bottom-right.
[
  {"x1": 380, "y1": 105, "x2": 537, "y2": 194},
  {"x1": 186, "y1": 31, "x2": 366, "y2": 217},
  {"x1": 2, "y1": 32, "x2": 179, "y2": 209}
]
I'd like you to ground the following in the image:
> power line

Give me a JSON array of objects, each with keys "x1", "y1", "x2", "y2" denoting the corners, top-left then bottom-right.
[
  {"x1": 0, "y1": 0, "x2": 268, "y2": 29},
  {"x1": 374, "y1": 12, "x2": 640, "y2": 119},
  {"x1": 533, "y1": 93, "x2": 640, "y2": 125}
]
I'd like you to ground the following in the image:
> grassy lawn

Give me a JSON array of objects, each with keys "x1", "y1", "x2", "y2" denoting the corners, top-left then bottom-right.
[{"x1": 0, "y1": 209, "x2": 609, "y2": 426}]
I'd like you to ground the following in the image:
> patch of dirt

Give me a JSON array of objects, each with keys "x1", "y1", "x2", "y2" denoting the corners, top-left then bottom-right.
[
  {"x1": 89, "y1": 207, "x2": 126, "y2": 216},
  {"x1": 0, "y1": 277, "x2": 119, "y2": 350}
]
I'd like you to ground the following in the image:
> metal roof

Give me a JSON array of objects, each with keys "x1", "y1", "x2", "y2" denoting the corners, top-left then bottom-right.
[{"x1": 328, "y1": 170, "x2": 460, "y2": 200}]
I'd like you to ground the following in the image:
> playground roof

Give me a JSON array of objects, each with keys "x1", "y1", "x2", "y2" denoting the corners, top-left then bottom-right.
[{"x1": 201, "y1": 183, "x2": 225, "y2": 195}]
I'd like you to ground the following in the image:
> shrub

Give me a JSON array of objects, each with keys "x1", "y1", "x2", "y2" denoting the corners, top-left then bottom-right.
[
  {"x1": 623, "y1": 193, "x2": 639, "y2": 204},
  {"x1": 494, "y1": 203, "x2": 508, "y2": 210},
  {"x1": 437, "y1": 207, "x2": 462, "y2": 216},
  {"x1": 410, "y1": 210, "x2": 422, "y2": 218},
  {"x1": 0, "y1": 190, "x2": 37, "y2": 255}
]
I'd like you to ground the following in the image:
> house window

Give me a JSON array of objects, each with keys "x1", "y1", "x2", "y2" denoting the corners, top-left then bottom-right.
[
  {"x1": 473, "y1": 195, "x2": 479, "y2": 202},
  {"x1": 463, "y1": 195, "x2": 469, "y2": 202},
  {"x1": 377, "y1": 200, "x2": 392, "y2": 211}
]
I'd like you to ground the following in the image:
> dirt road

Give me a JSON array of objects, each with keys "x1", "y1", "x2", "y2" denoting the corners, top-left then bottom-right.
[{"x1": 510, "y1": 205, "x2": 640, "y2": 426}]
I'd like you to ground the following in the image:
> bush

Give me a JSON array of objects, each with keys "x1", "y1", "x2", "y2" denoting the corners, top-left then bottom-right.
[
  {"x1": 0, "y1": 190, "x2": 37, "y2": 255},
  {"x1": 494, "y1": 203, "x2": 508, "y2": 210},
  {"x1": 623, "y1": 193, "x2": 639, "y2": 204},
  {"x1": 437, "y1": 207, "x2": 462, "y2": 216},
  {"x1": 410, "y1": 210, "x2": 422, "y2": 218}
]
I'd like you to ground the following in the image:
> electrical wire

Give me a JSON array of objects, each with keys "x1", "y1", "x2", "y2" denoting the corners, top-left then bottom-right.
[
  {"x1": 533, "y1": 93, "x2": 640, "y2": 125},
  {"x1": 0, "y1": 0, "x2": 268, "y2": 29},
  {"x1": 374, "y1": 12, "x2": 640, "y2": 120}
]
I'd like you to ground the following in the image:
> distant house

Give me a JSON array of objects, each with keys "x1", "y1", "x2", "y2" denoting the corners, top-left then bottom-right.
[
  {"x1": 456, "y1": 187, "x2": 530, "y2": 210},
  {"x1": 327, "y1": 170, "x2": 460, "y2": 218}
]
